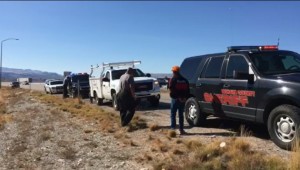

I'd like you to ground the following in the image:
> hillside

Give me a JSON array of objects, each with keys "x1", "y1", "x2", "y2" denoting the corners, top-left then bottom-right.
[
  {"x1": 2, "y1": 67, "x2": 63, "y2": 82},
  {"x1": 2, "y1": 67, "x2": 171, "y2": 83}
]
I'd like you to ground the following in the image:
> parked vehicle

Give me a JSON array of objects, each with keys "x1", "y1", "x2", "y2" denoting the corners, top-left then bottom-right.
[
  {"x1": 89, "y1": 61, "x2": 161, "y2": 109},
  {"x1": 44, "y1": 80, "x2": 63, "y2": 94},
  {"x1": 10, "y1": 81, "x2": 20, "y2": 88},
  {"x1": 157, "y1": 78, "x2": 169, "y2": 87},
  {"x1": 66, "y1": 73, "x2": 90, "y2": 98},
  {"x1": 180, "y1": 45, "x2": 300, "y2": 150},
  {"x1": 17, "y1": 77, "x2": 32, "y2": 85}
]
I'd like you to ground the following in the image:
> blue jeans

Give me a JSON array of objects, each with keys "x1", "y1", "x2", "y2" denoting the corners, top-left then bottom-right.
[{"x1": 170, "y1": 98, "x2": 185, "y2": 130}]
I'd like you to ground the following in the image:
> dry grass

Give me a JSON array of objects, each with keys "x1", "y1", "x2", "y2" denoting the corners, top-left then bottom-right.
[
  {"x1": 167, "y1": 130, "x2": 177, "y2": 138},
  {"x1": 0, "y1": 113, "x2": 12, "y2": 130},
  {"x1": 290, "y1": 139, "x2": 300, "y2": 170},
  {"x1": 184, "y1": 140, "x2": 203, "y2": 150},
  {"x1": 150, "y1": 138, "x2": 170, "y2": 153},
  {"x1": 239, "y1": 125, "x2": 253, "y2": 137},
  {"x1": 126, "y1": 116, "x2": 148, "y2": 132},
  {"x1": 30, "y1": 91, "x2": 120, "y2": 133},
  {"x1": 155, "y1": 138, "x2": 287, "y2": 170},
  {"x1": 149, "y1": 124, "x2": 159, "y2": 131},
  {"x1": 0, "y1": 88, "x2": 13, "y2": 130},
  {"x1": 0, "y1": 93, "x2": 7, "y2": 114},
  {"x1": 122, "y1": 139, "x2": 138, "y2": 147}
]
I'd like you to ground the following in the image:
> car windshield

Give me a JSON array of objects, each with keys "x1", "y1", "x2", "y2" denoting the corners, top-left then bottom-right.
[
  {"x1": 71, "y1": 75, "x2": 89, "y2": 82},
  {"x1": 50, "y1": 81, "x2": 63, "y2": 85},
  {"x1": 111, "y1": 69, "x2": 145, "y2": 80},
  {"x1": 249, "y1": 51, "x2": 300, "y2": 75}
]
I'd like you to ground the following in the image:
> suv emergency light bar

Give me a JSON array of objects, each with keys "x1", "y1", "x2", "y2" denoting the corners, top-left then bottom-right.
[
  {"x1": 102, "y1": 60, "x2": 141, "y2": 69},
  {"x1": 228, "y1": 45, "x2": 278, "y2": 52}
]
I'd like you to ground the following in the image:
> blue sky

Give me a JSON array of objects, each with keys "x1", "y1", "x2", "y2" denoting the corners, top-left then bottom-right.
[{"x1": 1, "y1": 1, "x2": 300, "y2": 75}]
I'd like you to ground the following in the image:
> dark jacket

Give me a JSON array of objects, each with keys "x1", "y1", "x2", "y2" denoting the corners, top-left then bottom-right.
[{"x1": 169, "y1": 74, "x2": 190, "y2": 99}]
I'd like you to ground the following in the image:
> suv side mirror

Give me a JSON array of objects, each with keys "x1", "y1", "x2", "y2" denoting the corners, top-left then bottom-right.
[
  {"x1": 146, "y1": 73, "x2": 151, "y2": 77},
  {"x1": 233, "y1": 70, "x2": 249, "y2": 80},
  {"x1": 233, "y1": 70, "x2": 255, "y2": 84},
  {"x1": 248, "y1": 74, "x2": 255, "y2": 84}
]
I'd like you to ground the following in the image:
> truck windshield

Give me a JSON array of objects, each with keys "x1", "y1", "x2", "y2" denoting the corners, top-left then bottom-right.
[
  {"x1": 111, "y1": 69, "x2": 146, "y2": 80},
  {"x1": 71, "y1": 75, "x2": 89, "y2": 82},
  {"x1": 249, "y1": 51, "x2": 300, "y2": 75},
  {"x1": 50, "y1": 81, "x2": 63, "y2": 85}
]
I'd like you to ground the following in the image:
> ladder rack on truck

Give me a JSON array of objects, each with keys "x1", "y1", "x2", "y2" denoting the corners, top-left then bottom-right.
[{"x1": 90, "y1": 60, "x2": 141, "y2": 77}]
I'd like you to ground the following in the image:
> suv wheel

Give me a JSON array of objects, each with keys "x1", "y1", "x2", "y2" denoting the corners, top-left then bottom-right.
[
  {"x1": 94, "y1": 92, "x2": 103, "y2": 106},
  {"x1": 268, "y1": 104, "x2": 300, "y2": 150},
  {"x1": 185, "y1": 97, "x2": 206, "y2": 126},
  {"x1": 112, "y1": 93, "x2": 119, "y2": 111}
]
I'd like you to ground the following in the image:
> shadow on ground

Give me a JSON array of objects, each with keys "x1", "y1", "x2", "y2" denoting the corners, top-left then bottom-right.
[{"x1": 156, "y1": 117, "x2": 270, "y2": 140}]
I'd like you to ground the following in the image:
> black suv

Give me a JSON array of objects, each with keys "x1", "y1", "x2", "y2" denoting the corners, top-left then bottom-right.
[
  {"x1": 180, "y1": 45, "x2": 300, "y2": 150},
  {"x1": 66, "y1": 73, "x2": 90, "y2": 98}
]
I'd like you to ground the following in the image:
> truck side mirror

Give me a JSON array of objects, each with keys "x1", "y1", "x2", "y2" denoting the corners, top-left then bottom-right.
[
  {"x1": 146, "y1": 73, "x2": 151, "y2": 77},
  {"x1": 102, "y1": 77, "x2": 110, "y2": 82}
]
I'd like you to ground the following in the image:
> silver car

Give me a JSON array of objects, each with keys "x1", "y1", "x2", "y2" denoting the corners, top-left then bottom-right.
[{"x1": 44, "y1": 80, "x2": 63, "y2": 94}]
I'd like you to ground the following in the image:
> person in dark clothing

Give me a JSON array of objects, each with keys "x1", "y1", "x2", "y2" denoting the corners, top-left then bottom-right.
[
  {"x1": 169, "y1": 65, "x2": 190, "y2": 135},
  {"x1": 63, "y1": 76, "x2": 70, "y2": 98},
  {"x1": 117, "y1": 67, "x2": 136, "y2": 126}
]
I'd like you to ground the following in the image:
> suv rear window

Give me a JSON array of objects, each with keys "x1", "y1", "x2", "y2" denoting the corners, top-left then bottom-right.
[
  {"x1": 180, "y1": 57, "x2": 204, "y2": 81},
  {"x1": 203, "y1": 56, "x2": 224, "y2": 78},
  {"x1": 249, "y1": 51, "x2": 300, "y2": 75}
]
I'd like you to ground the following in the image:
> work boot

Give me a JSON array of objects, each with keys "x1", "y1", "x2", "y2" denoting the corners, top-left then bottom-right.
[{"x1": 179, "y1": 129, "x2": 187, "y2": 135}]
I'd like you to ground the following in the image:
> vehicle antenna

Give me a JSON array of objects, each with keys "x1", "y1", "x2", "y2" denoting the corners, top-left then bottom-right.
[{"x1": 277, "y1": 37, "x2": 280, "y2": 47}]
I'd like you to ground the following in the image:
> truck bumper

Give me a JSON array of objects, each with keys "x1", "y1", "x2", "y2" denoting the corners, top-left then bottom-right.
[{"x1": 135, "y1": 90, "x2": 160, "y2": 100}]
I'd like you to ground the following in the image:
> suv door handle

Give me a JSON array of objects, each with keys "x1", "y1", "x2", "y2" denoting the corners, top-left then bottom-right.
[
  {"x1": 223, "y1": 84, "x2": 230, "y2": 88},
  {"x1": 196, "y1": 83, "x2": 202, "y2": 87}
]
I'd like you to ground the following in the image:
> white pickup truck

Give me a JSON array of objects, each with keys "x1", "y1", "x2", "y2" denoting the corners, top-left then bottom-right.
[{"x1": 89, "y1": 61, "x2": 161, "y2": 109}]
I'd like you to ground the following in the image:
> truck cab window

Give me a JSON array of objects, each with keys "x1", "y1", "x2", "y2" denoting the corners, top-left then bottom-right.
[
  {"x1": 105, "y1": 72, "x2": 110, "y2": 80},
  {"x1": 226, "y1": 55, "x2": 249, "y2": 79}
]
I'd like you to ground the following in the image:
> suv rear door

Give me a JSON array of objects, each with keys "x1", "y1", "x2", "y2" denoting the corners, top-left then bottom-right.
[{"x1": 196, "y1": 55, "x2": 225, "y2": 115}]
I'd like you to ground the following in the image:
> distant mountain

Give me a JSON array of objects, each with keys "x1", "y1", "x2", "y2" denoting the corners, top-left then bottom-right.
[
  {"x1": 2, "y1": 67, "x2": 171, "y2": 82},
  {"x1": 2, "y1": 67, "x2": 63, "y2": 82}
]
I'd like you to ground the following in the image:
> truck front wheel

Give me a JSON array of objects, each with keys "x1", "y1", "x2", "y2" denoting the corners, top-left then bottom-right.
[
  {"x1": 268, "y1": 104, "x2": 300, "y2": 150},
  {"x1": 185, "y1": 97, "x2": 206, "y2": 127}
]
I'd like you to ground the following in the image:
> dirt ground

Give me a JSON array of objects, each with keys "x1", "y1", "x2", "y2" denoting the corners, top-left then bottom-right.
[{"x1": 0, "y1": 85, "x2": 292, "y2": 169}]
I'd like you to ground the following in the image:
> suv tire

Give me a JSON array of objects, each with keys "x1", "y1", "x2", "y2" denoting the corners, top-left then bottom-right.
[
  {"x1": 268, "y1": 104, "x2": 300, "y2": 150},
  {"x1": 185, "y1": 97, "x2": 206, "y2": 126}
]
